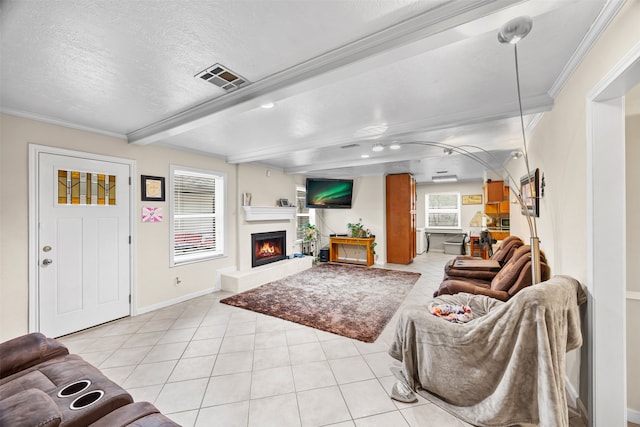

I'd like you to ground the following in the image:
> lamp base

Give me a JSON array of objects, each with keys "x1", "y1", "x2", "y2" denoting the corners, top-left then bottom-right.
[{"x1": 530, "y1": 236, "x2": 542, "y2": 284}]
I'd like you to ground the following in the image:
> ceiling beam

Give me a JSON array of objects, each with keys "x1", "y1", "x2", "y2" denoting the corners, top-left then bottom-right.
[{"x1": 127, "y1": 0, "x2": 525, "y2": 146}]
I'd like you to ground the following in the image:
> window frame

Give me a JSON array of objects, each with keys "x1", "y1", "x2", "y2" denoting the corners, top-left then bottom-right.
[
  {"x1": 169, "y1": 165, "x2": 227, "y2": 266},
  {"x1": 295, "y1": 185, "x2": 315, "y2": 242},
  {"x1": 425, "y1": 192, "x2": 462, "y2": 229}
]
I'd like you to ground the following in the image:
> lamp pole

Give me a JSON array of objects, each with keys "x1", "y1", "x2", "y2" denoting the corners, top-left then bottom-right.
[{"x1": 498, "y1": 15, "x2": 542, "y2": 284}]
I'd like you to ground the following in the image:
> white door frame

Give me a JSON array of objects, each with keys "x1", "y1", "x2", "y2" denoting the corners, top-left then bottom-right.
[
  {"x1": 28, "y1": 144, "x2": 138, "y2": 333},
  {"x1": 586, "y1": 41, "x2": 640, "y2": 425}
]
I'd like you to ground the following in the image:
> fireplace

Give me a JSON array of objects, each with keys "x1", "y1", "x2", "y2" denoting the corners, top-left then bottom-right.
[{"x1": 252, "y1": 231, "x2": 286, "y2": 268}]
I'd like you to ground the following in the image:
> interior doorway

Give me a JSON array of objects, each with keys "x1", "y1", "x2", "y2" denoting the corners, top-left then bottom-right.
[{"x1": 587, "y1": 41, "x2": 640, "y2": 425}]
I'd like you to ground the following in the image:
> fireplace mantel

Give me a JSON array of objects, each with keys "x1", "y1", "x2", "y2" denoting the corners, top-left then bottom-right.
[{"x1": 242, "y1": 206, "x2": 296, "y2": 221}]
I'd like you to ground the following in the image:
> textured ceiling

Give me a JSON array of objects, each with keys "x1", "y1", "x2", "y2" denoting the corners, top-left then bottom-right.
[{"x1": 0, "y1": 0, "x2": 616, "y2": 182}]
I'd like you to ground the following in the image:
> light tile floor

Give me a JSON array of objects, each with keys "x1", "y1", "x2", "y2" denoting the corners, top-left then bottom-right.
[{"x1": 58, "y1": 252, "x2": 587, "y2": 427}]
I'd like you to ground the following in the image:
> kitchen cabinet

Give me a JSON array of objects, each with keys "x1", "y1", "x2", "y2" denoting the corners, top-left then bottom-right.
[
  {"x1": 484, "y1": 180, "x2": 504, "y2": 203},
  {"x1": 386, "y1": 173, "x2": 416, "y2": 264},
  {"x1": 484, "y1": 181, "x2": 510, "y2": 239}
]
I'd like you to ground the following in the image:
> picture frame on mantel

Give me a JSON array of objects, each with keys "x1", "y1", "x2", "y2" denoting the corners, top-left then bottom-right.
[
  {"x1": 520, "y1": 168, "x2": 540, "y2": 217},
  {"x1": 141, "y1": 175, "x2": 165, "y2": 201},
  {"x1": 278, "y1": 198, "x2": 289, "y2": 207}
]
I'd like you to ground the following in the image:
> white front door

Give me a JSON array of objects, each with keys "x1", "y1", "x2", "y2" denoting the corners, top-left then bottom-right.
[{"x1": 37, "y1": 152, "x2": 131, "y2": 337}]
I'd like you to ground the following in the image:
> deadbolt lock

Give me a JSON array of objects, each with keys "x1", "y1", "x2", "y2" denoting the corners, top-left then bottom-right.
[{"x1": 43, "y1": 246, "x2": 52, "y2": 252}]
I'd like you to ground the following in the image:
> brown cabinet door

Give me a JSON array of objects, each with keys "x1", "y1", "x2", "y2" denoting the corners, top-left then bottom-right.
[
  {"x1": 484, "y1": 180, "x2": 504, "y2": 203},
  {"x1": 386, "y1": 173, "x2": 416, "y2": 264}
]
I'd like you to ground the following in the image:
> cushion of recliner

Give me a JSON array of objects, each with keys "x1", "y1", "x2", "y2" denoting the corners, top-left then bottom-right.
[
  {"x1": 0, "y1": 355, "x2": 97, "y2": 398},
  {"x1": 0, "y1": 388, "x2": 61, "y2": 427},
  {"x1": 0, "y1": 332, "x2": 69, "y2": 379},
  {"x1": 489, "y1": 245, "x2": 533, "y2": 292},
  {"x1": 492, "y1": 236, "x2": 524, "y2": 265},
  {"x1": 507, "y1": 261, "x2": 552, "y2": 297}
]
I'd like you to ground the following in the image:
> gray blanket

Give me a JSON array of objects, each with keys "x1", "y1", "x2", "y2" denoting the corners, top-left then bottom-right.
[{"x1": 389, "y1": 275, "x2": 586, "y2": 427}]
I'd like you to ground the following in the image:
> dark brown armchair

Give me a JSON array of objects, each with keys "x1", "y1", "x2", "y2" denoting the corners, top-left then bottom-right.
[
  {"x1": 435, "y1": 244, "x2": 551, "y2": 301},
  {"x1": 442, "y1": 235, "x2": 525, "y2": 282}
]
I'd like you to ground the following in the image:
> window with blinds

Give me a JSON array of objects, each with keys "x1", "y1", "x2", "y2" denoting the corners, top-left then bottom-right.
[
  {"x1": 296, "y1": 187, "x2": 309, "y2": 241},
  {"x1": 170, "y1": 166, "x2": 225, "y2": 265},
  {"x1": 295, "y1": 186, "x2": 317, "y2": 241},
  {"x1": 426, "y1": 192, "x2": 461, "y2": 228}
]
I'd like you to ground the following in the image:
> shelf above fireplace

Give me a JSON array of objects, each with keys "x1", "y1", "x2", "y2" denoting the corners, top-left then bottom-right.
[{"x1": 242, "y1": 206, "x2": 296, "y2": 221}]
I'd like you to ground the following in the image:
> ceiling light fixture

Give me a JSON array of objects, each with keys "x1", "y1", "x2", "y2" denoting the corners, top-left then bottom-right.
[
  {"x1": 443, "y1": 148, "x2": 453, "y2": 155},
  {"x1": 260, "y1": 102, "x2": 275, "y2": 109},
  {"x1": 361, "y1": 154, "x2": 370, "y2": 158},
  {"x1": 389, "y1": 142, "x2": 401, "y2": 150},
  {"x1": 372, "y1": 143, "x2": 384, "y2": 152},
  {"x1": 511, "y1": 150, "x2": 523, "y2": 159},
  {"x1": 431, "y1": 175, "x2": 458, "y2": 183}
]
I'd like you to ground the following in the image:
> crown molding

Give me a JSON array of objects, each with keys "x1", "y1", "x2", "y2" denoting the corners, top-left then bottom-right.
[
  {"x1": 1, "y1": 108, "x2": 127, "y2": 140},
  {"x1": 548, "y1": 0, "x2": 626, "y2": 97}
]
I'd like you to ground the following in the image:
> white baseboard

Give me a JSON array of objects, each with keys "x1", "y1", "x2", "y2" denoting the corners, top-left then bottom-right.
[
  {"x1": 135, "y1": 287, "x2": 216, "y2": 315},
  {"x1": 565, "y1": 377, "x2": 588, "y2": 424},
  {"x1": 566, "y1": 376, "x2": 640, "y2": 424}
]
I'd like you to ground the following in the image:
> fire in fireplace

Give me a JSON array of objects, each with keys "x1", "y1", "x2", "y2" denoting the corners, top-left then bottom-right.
[{"x1": 251, "y1": 231, "x2": 286, "y2": 268}]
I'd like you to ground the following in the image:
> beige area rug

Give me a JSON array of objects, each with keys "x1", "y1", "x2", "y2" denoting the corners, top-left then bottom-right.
[{"x1": 220, "y1": 263, "x2": 421, "y2": 343}]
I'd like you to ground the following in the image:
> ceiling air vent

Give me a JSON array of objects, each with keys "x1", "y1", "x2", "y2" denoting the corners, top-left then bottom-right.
[{"x1": 195, "y1": 63, "x2": 249, "y2": 91}]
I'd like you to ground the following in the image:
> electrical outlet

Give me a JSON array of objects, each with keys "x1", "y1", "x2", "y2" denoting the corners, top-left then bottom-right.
[{"x1": 175, "y1": 277, "x2": 182, "y2": 287}]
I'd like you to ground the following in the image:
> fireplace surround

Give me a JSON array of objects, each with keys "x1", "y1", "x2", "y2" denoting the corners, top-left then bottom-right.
[{"x1": 251, "y1": 230, "x2": 286, "y2": 268}]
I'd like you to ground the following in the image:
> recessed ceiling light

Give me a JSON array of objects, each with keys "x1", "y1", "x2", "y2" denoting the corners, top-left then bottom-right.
[
  {"x1": 372, "y1": 143, "x2": 384, "y2": 152},
  {"x1": 361, "y1": 154, "x2": 370, "y2": 158},
  {"x1": 261, "y1": 102, "x2": 275, "y2": 109},
  {"x1": 389, "y1": 142, "x2": 401, "y2": 150}
]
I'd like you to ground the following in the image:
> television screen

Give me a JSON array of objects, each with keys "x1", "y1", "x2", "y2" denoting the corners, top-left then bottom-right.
[{"x1": 306, "y1": 178, "x2": 353, "y2": 209}]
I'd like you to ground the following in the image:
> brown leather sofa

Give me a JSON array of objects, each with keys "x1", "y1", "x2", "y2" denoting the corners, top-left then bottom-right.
[
  {"x1": 434, "y1": 244, "x2": 551, "y2": 301},
  {"x1": 0, "y1": 333, "x2": 179, "y2": 427},
  {"x1": 442, "y1": 235, "x2": 525, "y2": 282}
]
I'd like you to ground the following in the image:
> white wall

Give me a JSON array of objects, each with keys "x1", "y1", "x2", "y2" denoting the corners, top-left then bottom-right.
[
  {"x1": 626, "y1": 112, "x2": 640, "y2": 413},
  {"x1": 416, "y1": 181, "x2": 485, "y2": 229},
  {"x1": 317, "y1": 175, "x2": 386, "y2": 264},
  {"x1": 415, "y1": 181, "x2": 485, "y2": 251},
  {"x1": 236, "y1": 163, "x2": 305, "y2": 271},
  {"x1": 0, "y1": 114, "x2": 238, "y2": 341},
  {"x1": 505, "y1": 0, "x2": 640, "y2": 412}
]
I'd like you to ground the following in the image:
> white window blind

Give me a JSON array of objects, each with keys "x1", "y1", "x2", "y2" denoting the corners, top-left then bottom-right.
[
  {"x1": 426, "y1": 192, "x2": 461, "y2": 228},
  {"x1": 296, "y1": 186, "x2": 309, "y2": 241},
  {"x1": 295, "y1": 186, "x2": 315, "y2": 241},
  {"x1": 171, "y1": 166, "x2": 225, "y2": 265}
]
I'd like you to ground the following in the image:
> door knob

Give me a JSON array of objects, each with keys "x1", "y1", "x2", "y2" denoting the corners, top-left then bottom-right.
[{"x1": 42, "y1": 259, "x2": 53, "y2": 266}]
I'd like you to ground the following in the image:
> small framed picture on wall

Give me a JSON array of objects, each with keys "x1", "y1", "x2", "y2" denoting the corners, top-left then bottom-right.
[{"x1": 141, "y1": 175, "x2": 165, "y2": 201}]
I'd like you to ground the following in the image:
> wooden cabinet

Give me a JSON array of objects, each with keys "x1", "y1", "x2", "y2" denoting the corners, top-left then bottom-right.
[
  {"x1": 329, "y1": 237, "x2": 375, "y2": 267},
  {"x1": 484, "y1": 180, "x2": 504, "y2": 203},
  {"x1": 386, "y1": 173, "x2": 416, "y2": 264},
  {"x1": 484, "y1": 181, "x2": 510, "y2": 239}
]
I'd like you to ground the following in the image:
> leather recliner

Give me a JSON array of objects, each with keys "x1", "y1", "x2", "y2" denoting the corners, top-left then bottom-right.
[
  {"x1": 0, "y1": 333, "x2": 179, "y2": 427},
  {"x1": 442, "y1": 235, "x2": 525, "y2": 282},
  {"x1": 434, "y1": 244, "x2": 551, "y2": 301}
]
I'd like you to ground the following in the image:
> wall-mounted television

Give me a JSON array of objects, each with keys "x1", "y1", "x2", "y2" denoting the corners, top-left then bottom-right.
[{"x1": 306, "y1": 178, "x2": 353, "y2": 209}]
